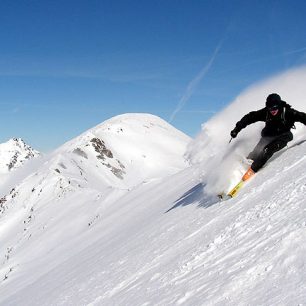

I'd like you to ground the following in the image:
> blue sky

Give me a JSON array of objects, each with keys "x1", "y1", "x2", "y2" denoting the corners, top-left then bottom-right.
[{"x1": 1, "y1": 0, "x2": 306, "y2": 151}]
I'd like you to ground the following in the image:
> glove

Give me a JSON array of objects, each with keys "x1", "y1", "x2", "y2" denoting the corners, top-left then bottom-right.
[{"x1": 230, "y1": 128, "x2": 239, "y2": 138}]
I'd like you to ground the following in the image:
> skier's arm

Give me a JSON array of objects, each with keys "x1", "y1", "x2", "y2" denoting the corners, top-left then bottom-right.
[
  {"x1": 292, "y1": 109, "x2": 306, "y2": 125},
  {"x1": 231, "y1": 109, "x2": 265, "y2": 137}
]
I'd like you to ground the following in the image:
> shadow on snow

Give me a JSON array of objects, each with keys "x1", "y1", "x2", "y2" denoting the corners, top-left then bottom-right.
[
  {"x1": 165, "y1": 182, "x2": 219, "y2": 213},
  {"x1": 165, "y1": 139, "x2": 306, "y2": 213}
]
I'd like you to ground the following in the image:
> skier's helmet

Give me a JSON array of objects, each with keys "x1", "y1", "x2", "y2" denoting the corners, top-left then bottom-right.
[{"x1": 266, "y1": 93, "x2": 282, "y2": 109}]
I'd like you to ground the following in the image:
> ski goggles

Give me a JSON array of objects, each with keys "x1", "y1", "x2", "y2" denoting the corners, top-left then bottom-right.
[{"x1": 268, "y1": 105, "x2": 280, "y2": 111}]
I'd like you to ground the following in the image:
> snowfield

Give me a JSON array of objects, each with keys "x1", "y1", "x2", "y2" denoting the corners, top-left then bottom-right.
[{"x1": 1, "y1": 67, "x2": 306, "y2": 305}]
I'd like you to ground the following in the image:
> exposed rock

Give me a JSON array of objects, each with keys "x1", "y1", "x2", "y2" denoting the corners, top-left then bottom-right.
[
  {"x1": 110, "y1": 166, "x2": 125, "y2": 179},
  {"x1": 90, "y1": 138, "x2": 113, "y2": 160},
  {"x1": 59, "y1": 163, "x2": 67, "y2": 169},
  {"x1": 1, "y1": 138, "x2": 40, "y2": 172},
  {"x1": 73, "y1": 148, "x2": 88, "y2": 159}
]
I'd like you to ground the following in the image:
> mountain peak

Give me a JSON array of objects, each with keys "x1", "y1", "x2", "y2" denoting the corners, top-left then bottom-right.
[
  {"x1": 0, "y1": 138, "x2": 40, "y2": 173},
  {"x1": 56, "y1": 113, "x2": 191, "y2": 186}
]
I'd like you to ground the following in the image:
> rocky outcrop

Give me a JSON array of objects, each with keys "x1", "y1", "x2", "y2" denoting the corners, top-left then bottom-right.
[{"x1": 0, "y1": 138, "x2": 40, "y2": 172}]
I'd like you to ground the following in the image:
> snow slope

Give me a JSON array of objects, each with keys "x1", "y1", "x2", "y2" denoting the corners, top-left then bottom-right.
[
  {"x1": 2, "y1": 68, "x2": 306, "y2": 305},
  {"x1": 0, "y1": 113, "x2": 192, "y2": 305},
  {"x1": 2, "y1": 137, "x2": 306, "y2": 306}
]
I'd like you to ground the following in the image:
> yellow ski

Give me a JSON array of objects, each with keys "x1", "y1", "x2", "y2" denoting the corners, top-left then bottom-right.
[
  {"x1": 227, "y1": 180, "x2": 244, "y2": 197},
  {"x1": 218, "y1": 180, "x2": 244, "y2": 200},
  {"x1": 218, "y1": 167, "x2": 255, "y2": 200}
]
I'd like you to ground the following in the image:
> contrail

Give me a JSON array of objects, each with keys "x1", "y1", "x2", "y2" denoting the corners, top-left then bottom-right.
[{"x1": 169, "y1": 40, "x2": 223, "y2": 123}]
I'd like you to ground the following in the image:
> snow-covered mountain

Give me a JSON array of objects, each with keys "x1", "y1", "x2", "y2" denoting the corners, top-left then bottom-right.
[
  {"x1": 0, "y1": 113, "x2": 191, "y2": 305},
  {"x1": 0, "y1": 114, "x2": 190, "y2": 207},
  {"x1": 0, "y1": 138, "x2": 40, "y2": 174},
  {"x1": 55, "y1": 113, "x2": 191, "y2": 188},
  {"x1": 2, "y1": 68, "x2": 306, "y2": 306}
]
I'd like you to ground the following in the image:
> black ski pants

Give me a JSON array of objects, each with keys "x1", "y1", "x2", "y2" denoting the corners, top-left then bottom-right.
[{"x1": 248, "y1": 131, "x2": 293, "y2": 172}]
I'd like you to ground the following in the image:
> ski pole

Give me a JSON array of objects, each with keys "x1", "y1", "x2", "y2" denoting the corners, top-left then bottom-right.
[{"x1": 229, "y1": 137, "x2": 233, "y2": 143}]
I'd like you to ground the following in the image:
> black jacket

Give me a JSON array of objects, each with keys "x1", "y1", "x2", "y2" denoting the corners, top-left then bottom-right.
[{"x1": 234, "y1": 101, "x2": 306, "y2": 137}]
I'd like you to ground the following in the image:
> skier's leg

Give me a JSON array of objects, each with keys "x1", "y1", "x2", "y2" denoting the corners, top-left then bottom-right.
[
  {"x1": 251, "y1": 132, "x2": 293, "y2": 172},
  {"x1": 247, "y1": 137, "x2": 273, "y2": 161}
]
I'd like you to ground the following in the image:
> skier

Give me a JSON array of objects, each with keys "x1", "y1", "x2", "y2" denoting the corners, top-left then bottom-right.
[{"x1": 230, "y1": 93, "x2": 306, "y2": 181}]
